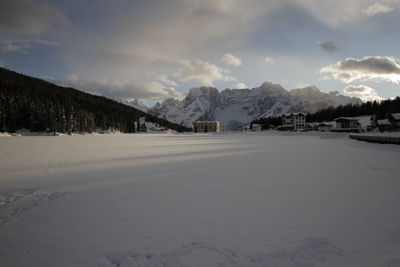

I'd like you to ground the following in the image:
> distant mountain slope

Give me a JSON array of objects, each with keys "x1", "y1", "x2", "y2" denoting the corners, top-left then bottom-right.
[
  {"x1": 0, "y1": 68, "x2": 191, "y2": 133},
  {"x1": 114, "y1": 98, "x2": 149, "y2": 112},
  {"x1": 149, "y1": 82, "x2": 361, "y2": 129}
]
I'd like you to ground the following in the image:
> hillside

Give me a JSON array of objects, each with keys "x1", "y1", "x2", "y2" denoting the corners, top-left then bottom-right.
[
  {"x1": 0, "y1": 68, "x2": 191, "y2": 133},
  {"x1": 306, "y1": 97, "x2": 400, "y2": 122}
]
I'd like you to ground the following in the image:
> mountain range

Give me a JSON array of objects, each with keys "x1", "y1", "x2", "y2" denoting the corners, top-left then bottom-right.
[{"x1": 123, "y1": 82, "x2": 361, "y2": 130}]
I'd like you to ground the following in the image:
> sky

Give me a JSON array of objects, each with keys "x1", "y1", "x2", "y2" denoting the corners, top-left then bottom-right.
[{"x1": 1, "y1": 0, "x2": 400, "y2": 104}]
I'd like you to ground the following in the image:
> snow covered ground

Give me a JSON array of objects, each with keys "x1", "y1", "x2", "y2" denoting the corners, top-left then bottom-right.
[{"x1": 0, "y1": 133, "x2": 400, "y2": 267}]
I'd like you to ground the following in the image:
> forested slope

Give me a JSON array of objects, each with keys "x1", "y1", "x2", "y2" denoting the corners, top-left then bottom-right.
[{"x1": 0, "y1": 68, "x2": 191, "y2": 133}]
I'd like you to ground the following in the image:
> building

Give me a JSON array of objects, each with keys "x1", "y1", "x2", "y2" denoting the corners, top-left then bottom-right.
[
  {"x1": 194, "y1": 121, "x2": 220, "y2": 133},
  {"x1": 251, "y1": 124, "x2": 262, "y2": 131},
  {"x1": 318, "y1": 123, "x2": 332, "y2": 132},
  {"x1": 304, "y1": 123, "x2": 318, "y2": 131},
  {"x1": 332, "y1": 117, "x2": 360, "y2": 132},
  {"x1": 389, "y1": 113, "x2": 400, "y2": 130},
  {"x1": 281, "y1": 113, "x2": 306, "y2": 131},
  {"x1": 371, "y1": 113, "x2": 400, "y2": 132},
  {"x1": 376, "y1": 119, "x2": 392, "y2": 132}
]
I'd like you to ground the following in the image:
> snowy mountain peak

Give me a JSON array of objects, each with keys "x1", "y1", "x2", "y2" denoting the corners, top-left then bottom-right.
[
  {"x1": 161, "y1": 98, "x2": 180, "y2": 108},
  {"x1": 114, "y1": 98, "x2": 149, "y2": 112},
  {"x1": 149, "y1": 83, "x2": 361, "y2": 129},
  {"x1": 187, "y1": 86, "x2": 219, "y2": 100},
  {"x1": 257, "y1": 81, "x2": 286, "y2": 95},
  {"x1": 329, "y1": 90, "x2": 341, "y2": 96},
  {"x1": 290, "y1": 85, "x2": 321, "y2": 95},
  {"x1": 260, "y1": 81, "x2": 274, "y2": 88},
  {"x1": 302, "y1": 85, "x2": 320, "y2": 92}
]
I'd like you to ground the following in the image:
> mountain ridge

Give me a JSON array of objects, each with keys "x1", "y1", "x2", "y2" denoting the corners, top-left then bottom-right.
[{"x1": 148, "y1": 82, "x2": 361, "y2": 129}]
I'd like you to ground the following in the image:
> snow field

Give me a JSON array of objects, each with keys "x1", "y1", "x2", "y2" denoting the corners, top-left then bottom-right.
[{"x1": 0, "y1": 132, "x2": 399, "y2": 266}]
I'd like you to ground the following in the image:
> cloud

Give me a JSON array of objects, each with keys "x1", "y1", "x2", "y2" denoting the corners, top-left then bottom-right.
[
  {"x1": 265, "y1": 57, "x2": 275, "y2": 64},
  {"x1": 0, "y1": 0, "x2": 68, "y2": 34},
  {"x1": 147, "y1": 73, "x2": 177, "y2": 87},
  {"x1": 66, "y1": 75, "x2": 183, "y2": 100},
  {"x1": 294, "y1": 0, "x2": 374, "y2": 27},
  {"x1": 55, "y1": 0, "x2": 270, "y2": 99},
  {"x1": 236, "y1": 82, "x2": 247, "y2": 89},
  {"x1": 318, "y1": 41, "x2": 338, "y2": 53},
  {"x1": 174, "y1": 59, "x2": 237, "y2": 86},
  {"x1": 221, "y1": 53, "x2": 242, "y2": 66},
  {"x1": 362, "y1": 2, "x2": 394, "y2": 16},
  {"x1": 5, "y1": 0, "x2": 400, "y2": 101},
  {"x1": 343, "y1": 85, "x2": 384, "y2": 101},
  {"x1": 0, "y1": 59, "x2": 5, "y2": 67},
  {"x1": 320, "y1": 56, "x2": 400, "y2": 83},
  {"x1": 0, "y1": 39, "x2": 58, "y2": 53}
]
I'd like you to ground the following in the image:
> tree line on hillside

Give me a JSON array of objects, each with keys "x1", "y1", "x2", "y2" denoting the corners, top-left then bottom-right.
[
  {"x1": 306, "y1": 97, "x2": 400, "y2": 122},
  {"x1": 251, "y1": 97, "x2": 400, "y2": 128},
  {"x1": 0, "y1": 68, "x2": 191, "y2": 134},
  {"x1": 251, "y1": 116, "x2": 282, "y2": 130}
]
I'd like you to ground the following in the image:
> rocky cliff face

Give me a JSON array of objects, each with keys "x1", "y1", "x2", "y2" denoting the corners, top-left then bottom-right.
[
  {"x1": 148, "y1": 82, "x2": 361, "y2": 129},
  {"x1": 115, "y1": 98, "x2": 149, "y2": 112}
]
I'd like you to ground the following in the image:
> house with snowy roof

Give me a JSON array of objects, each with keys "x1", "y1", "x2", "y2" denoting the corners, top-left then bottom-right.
[
  {"x1": 318, "y1": 123, "x2": 333, "y2": 132},
  {"x1": 371, "y1": 113, "x2": 400, "y2": 132},
  {"x1": 332, "y1": 117, "x2": 361, "y2": 133},
  {"x1": 281, "y1": 113, "x2": 306, "y2": 131},
  {"x1": 389, "y1": 113, "x2": 400, "y2": 130},
  {"x1": 376, "y1": 119, "x2": 392, "y2": 132}
]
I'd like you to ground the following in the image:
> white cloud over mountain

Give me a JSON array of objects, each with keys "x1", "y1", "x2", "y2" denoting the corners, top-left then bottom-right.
[
  {"x1": 66, "y1": 75, "x2": 183, "y2": 100},
  {"x1": 236, "y1": 82, "x2": 247, "y2": 89},
  {"x1": 221, "y1": 53, "x2": 242, "y2": 66},
  {"x1": 320, "y1": 56, "x2": 400, "y2": 83},
  {"x1": 148, "y1": 73, "x2": 178, "y2": 87},
  {"x1": 343, "y1": 85, "x2": 384, "y2": 102},
  {"x1": 174, "y1": 59, "x2": 237, "y2": 86}
]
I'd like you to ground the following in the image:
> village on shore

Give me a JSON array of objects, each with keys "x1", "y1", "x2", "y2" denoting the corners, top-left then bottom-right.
[{"x1": 193, "y1": 112, "x2": 400, "y2": 133}]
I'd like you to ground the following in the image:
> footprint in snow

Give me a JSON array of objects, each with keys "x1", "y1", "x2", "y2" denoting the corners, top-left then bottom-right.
[
  {"x1": 101, "y1": 238, "x2": 343, "y2": 267},
  {"x1": 0, "y1": 189, "x2": 71, "y2": 225}
]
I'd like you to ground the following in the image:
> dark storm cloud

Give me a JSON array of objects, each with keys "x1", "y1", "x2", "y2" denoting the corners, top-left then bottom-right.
[{"x1": 319, "y1": 41, "x2": 338, "y2": 53}]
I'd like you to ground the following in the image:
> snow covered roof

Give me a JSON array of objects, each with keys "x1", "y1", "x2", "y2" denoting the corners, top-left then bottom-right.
[
  {"x1": 377, "y1": 119, "x2": 392, "y2": 126},
  {"x1": 283, "y1": 112, "x2": 306, "y2": 117},
  {"x1": 318, "y1": 123, "x2": 333, "y2": 127},
  {"x1": 391, "y1": 113, "x2": 400, "y2": 121},
  {"x1": 194, "y1": 121, "x2": 220, "y2": 124},
  {"x1": 334, "y1": 117, "x2": 359, "y2": 121}
]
